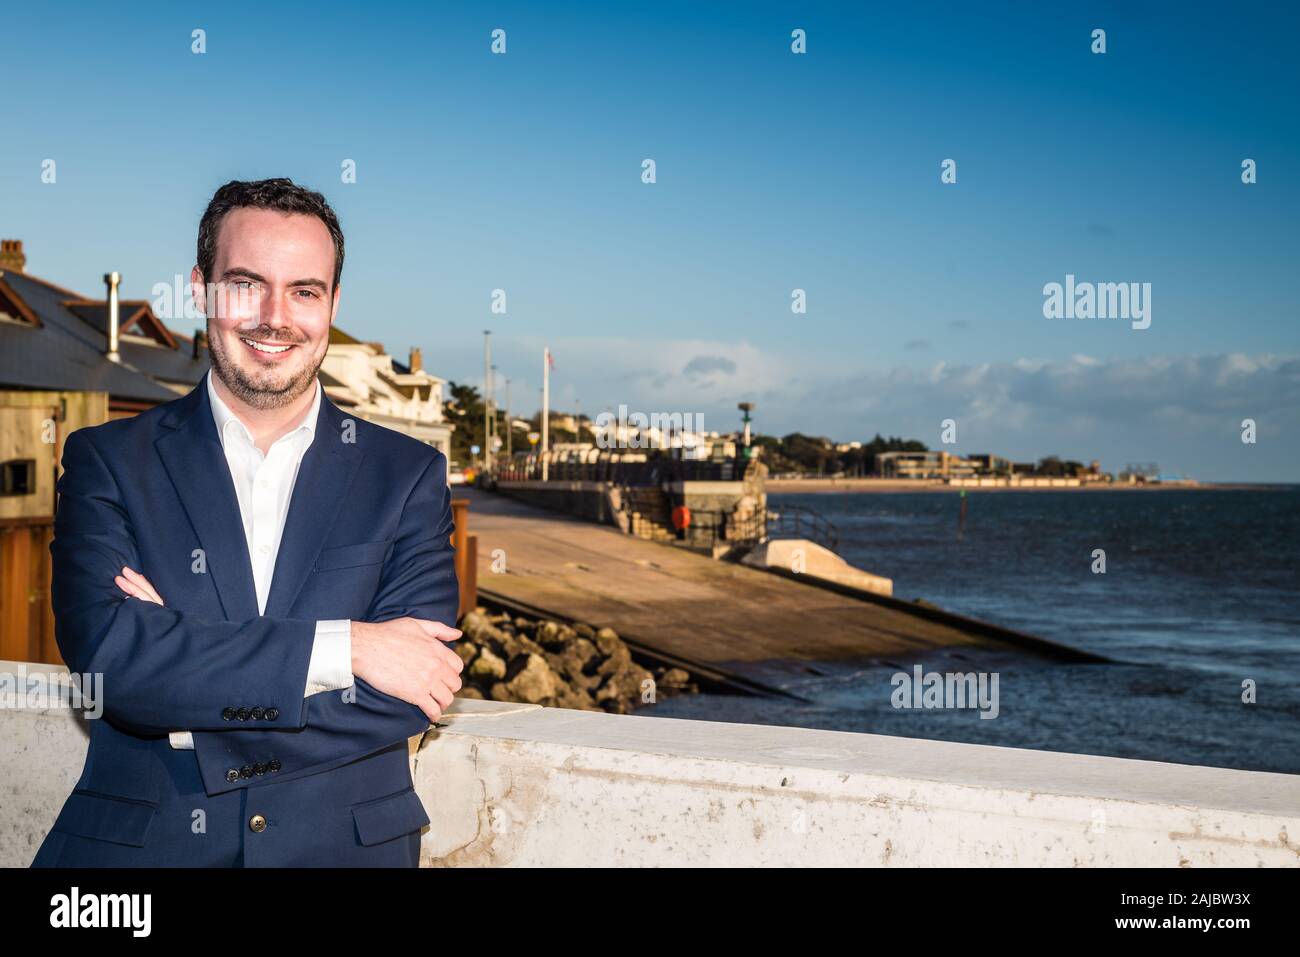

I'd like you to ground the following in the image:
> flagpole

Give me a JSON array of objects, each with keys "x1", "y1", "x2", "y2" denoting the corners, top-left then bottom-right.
[
  {"x1": 483, "y1": 330, "x2": 492, "y2": 473},
  {"x1": 541, "y1": 346, "x2": 550, "y2": 481}
]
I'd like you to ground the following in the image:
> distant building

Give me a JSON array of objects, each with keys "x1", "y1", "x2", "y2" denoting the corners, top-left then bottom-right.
[
  {"x1": 967, "y1": 453, "x2": 1012, "y2": 475},
  {"x1": 876, "y1": 450, "x2": 977, "y2": 480},
  {"x1": 319, "y1": 330, "x2": 452, "y2": 457}
]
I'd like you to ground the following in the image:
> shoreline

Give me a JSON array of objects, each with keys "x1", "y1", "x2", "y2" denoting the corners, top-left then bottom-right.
[{"x1": 765, "y1": 478, "x2": 1289, "y2": 494}]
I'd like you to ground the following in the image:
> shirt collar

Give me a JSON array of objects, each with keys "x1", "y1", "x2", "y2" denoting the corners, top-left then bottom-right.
[{"x1": 207, "y1": 370, "x2": 322, "y2": 452}]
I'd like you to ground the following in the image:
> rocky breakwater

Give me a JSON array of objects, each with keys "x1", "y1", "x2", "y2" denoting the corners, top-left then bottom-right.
[{"x1": 454, "y1": 609, "x2": 698, "y2": 713}]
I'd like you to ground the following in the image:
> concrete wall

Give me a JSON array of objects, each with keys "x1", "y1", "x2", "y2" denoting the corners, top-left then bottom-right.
[
  {"x1": 495, "y1": 480, "x2": 622, "y2": 526},
  {"x1": 4, "y1": 661, "x2": 1298, "y2": 867}
]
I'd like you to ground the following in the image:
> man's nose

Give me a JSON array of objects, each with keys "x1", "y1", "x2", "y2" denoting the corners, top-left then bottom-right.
[{"x1": 260, "y1": 291, "x2": 290, "y2": 331}]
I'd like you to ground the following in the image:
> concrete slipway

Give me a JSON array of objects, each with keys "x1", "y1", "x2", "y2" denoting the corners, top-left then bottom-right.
[{"x1": 456, "y1": 488, "x2": 1102, "y2": 700}]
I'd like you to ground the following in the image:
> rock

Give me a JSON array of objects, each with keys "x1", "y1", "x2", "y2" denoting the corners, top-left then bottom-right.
[
  {"x1": 469, "y1": 646, "x2": 507, "y2": 680},
  {"x1": 556, "y1": 638, "x2": 601, "y2": 685},
  {"x1": 503, "y1": 653, "x2": 563, "y2": 704},
  {"x1": 594, "y1": 665, "x2": 654, "y2": 714},
  {"x1": 596, "y1": 642, "x2": 632, "y2": 677},
  {"x1": 501, "y1": 631, "x2": 545, "y2": 659},
  {"x1": 658, "y1": 667, "x2": 692, "y2": 689},
  {"x1": 593, "y1": 627, "x2": 622, "y2": 657},
  {"x1": 463, "y1": 606, "x2": 698, "y2": 711},
  {"x1": 536, "y1": 620, "x2": 563, "y2": 648},
  {"x1": 553, "y1": 685, "x2": 599, "y2": 712}
]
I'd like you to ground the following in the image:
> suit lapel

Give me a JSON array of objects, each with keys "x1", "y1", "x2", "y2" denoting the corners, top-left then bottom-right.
[
  {"x1": 154, "y1": 384, "x2": 260, "y2": 623},
  {"x1": 263, "y1": 395, "x2": 363, "y2": 619}
]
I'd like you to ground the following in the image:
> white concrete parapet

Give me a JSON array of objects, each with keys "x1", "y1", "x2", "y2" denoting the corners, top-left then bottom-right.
[
  {"x1": 3, "y1": 661, "x2": 1297, "y2": 867},
  {"x1": 418, "y1": 699, "x2": 1300, "y2": 866}
]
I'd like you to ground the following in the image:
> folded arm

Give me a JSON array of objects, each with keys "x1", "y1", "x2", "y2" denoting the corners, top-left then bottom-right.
[
  {"x1": 189, "y1": 448, "x2": 463, "y2": 794},
  {"x1": 51, "y1": 430, "x2": 322, "y2": 737}
]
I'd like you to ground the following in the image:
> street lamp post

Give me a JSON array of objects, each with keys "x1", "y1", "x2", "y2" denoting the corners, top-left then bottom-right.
[{"x1": 483, "y1": 330, "x2": 492, "y2": 472}]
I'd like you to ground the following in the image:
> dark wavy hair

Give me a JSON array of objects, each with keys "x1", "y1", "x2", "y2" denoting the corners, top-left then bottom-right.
[{"x1": 196, "y1": 178, "x2": 344, "y2": 293}]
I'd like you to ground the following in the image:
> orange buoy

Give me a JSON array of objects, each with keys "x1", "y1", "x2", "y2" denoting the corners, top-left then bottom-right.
[{"x1": 671, "y1": 504, "x2": 691, "y2": 531}]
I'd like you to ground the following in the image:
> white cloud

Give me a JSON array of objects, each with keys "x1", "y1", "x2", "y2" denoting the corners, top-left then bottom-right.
[{"x1": 475, "y1": 336, "x2": 1300, "y2": 480}]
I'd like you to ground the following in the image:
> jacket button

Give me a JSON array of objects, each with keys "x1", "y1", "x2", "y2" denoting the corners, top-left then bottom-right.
[
  {"x1": 236, "y1": 708, "x2": 251, "y2": 721},
  {"x1": 265, "y1": 707, "x2": 280, "y2": 721},
  {"x1": 225, "y1": 768, "x2": 239, "y2": 782},
  {"x1": 268, "y1": 759, "x2": 282, "y2": 773},
  {"x1": 254, "y1": 762, "x2": 268, "y2": 775},
  {"x1": 240, "y1": 765, "x2": 253, "y2": 779},
  {"x1": 250, "y1": 707, "x2": 265, "y2": 720},
  {"x1": 249, "y1": 814, "x2": 267, "y2": 833},
  {"x1": 222, "y1": 708, "x2": 236, "y2": 721}
]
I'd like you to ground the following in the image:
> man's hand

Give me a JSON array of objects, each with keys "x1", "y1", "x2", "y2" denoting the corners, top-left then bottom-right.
[
  {"x1": 350, "y1": 617, "x2": 464, "y2": 723},
  {"x1": 116, "y1": 566, "x2": 164, "y2": 605}
]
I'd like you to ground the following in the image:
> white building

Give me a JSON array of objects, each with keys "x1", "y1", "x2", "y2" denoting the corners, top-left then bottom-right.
[{"x1": 320, "y1": 328, "x2": 452, "y2": 457}]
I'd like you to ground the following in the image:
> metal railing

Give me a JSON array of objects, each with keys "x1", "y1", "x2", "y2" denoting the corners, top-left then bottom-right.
[
  {"x1": 493, "y1": 455, "x2": 744, "y2": 485},
  {"x1": 765, "y1": 503, "x2": 839, "y2": 553},
  {"x1": 668, "y1": 503, "x2": 838, "y2": 554}
]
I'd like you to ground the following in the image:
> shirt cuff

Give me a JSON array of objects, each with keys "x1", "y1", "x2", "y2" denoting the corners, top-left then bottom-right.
[
  {"x1": 169, "y1": 731, "x2": 195, "y2": 750},
  {"x1": 305, "y1": 619, "x2": 354, "y2": 697}
]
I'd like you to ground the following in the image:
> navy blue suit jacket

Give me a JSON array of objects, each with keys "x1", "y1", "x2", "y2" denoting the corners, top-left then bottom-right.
[{"x1": 30, "y1": 380, "x2": 459, "y2": 867}]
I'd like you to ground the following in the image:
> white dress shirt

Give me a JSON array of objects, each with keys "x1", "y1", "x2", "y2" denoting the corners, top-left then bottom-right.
[{"x1": 168, "y1": 372, "x2": 353, "y2": 749}]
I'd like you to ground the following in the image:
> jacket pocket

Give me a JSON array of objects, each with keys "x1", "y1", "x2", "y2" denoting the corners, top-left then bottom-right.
[
  {"x1": 351, "y1": 786, "x2": 430, "y2": 846},
  {"x1": 314, "y1": 540, "x2": 393, "y2": 572},
  {"x1": 51, "y1": 789, "x2": 158, "y2": 848}
]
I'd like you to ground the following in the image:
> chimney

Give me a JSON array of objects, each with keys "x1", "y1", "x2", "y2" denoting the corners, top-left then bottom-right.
[
  {"x1": 103, "y1": 272, "x2": 121, "y2": 362},
  {"x1": 0, "y1": 239, "x2": 26, "y2": 272},
  {"x1": 409, "y1": 346, "x2": 423, "y2": 373}
]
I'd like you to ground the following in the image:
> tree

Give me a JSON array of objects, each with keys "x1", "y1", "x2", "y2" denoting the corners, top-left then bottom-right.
[
  {"x1": 860, "y1": 433, "x2": 928, "y2": 474},
  {"x1": 444, "y1": 381, "x2": 499, "y2": 466}
]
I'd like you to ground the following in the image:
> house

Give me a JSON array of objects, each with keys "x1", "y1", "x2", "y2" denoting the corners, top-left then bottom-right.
[
  {"x1": 319, "y1": 330, "x2": 452, "y2": 457},
  {"x1": 0, "y1": 241, "x2": 208, "y2": 663}
]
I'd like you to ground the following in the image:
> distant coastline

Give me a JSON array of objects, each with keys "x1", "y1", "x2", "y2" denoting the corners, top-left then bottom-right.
[{"x1": 765, "y1": 478, "x2": 1292, "y2": 494}]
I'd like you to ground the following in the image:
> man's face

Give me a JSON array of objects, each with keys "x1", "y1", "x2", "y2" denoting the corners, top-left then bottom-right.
[{"x1": 192, "y1": 207, "x2": 339, "y2": 410}]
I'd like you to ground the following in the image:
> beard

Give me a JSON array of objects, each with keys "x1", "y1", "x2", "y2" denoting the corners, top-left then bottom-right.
[{"x1": 207, "y1": 323, "x2": 323, "y2": 411}]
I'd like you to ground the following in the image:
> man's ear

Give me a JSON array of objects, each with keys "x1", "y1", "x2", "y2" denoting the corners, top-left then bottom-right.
[{"x1": 190, "y1": 266, "x2": 207, "y2": 316}]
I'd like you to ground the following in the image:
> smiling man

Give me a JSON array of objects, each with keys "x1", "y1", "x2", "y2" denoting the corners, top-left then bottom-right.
[{"x1": 31, "y1": 178, "x2": 463, "y2": 868}]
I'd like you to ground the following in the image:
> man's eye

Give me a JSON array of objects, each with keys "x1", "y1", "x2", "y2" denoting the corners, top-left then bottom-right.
[
  {"x1": 232, "y1": 281, "x2": 254, "y2": 290},
  {"x1": 294, "y1": 289, "x2": 319, "y2": 299}
]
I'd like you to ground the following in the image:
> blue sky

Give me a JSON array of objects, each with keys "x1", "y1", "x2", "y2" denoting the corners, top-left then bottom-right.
[{"x1": 1, "y1": 1, "x2": 1297, "y2": 479}]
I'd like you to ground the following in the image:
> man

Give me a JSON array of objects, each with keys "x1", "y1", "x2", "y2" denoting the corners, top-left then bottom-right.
[{"x1": 31, "y1": 178, "x2": 464, "y2": 867}]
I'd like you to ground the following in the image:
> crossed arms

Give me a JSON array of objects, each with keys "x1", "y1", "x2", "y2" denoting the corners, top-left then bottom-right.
[{"x1": 51, "y1": 429, "x2": 463, "y2": 796}]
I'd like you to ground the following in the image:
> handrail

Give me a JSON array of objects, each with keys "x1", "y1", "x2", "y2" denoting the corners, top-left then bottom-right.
[
  {"x1": 491, "y1": 456, "x2": 740, "y2": 484},
  {"x1": 667, "y1": 503, "x2": 838, "y2": 554},
  {"x1": 766, "y1": 503, "x2": 839, "y2": 552}
]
